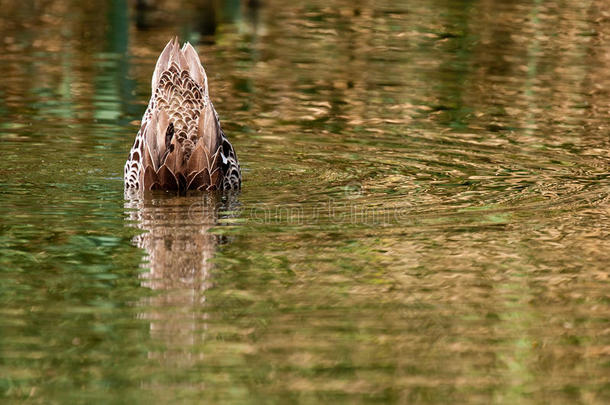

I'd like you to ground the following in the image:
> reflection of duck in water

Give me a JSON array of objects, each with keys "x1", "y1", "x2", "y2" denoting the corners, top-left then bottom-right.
[
  {"x1": 125, "y1": 195, "x2": 219, "y2": 291},
  {"x1": 124, "y1": 193, "x2": 240, "y2": 360},
  {"x1": 124, "y1": 38, "x2": 241, "y2": 192}
]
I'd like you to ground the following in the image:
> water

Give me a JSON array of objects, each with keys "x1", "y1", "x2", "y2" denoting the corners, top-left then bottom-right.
[{"x1": 1, "y1": 0, "x2": 608, "y2": 403}]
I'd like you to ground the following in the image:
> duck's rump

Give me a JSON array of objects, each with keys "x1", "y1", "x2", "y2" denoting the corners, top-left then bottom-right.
[{"x1": 126, "y1": 38, "x2": 241, "y2": 192}]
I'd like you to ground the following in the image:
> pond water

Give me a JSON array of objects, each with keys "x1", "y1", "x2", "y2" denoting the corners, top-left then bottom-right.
[{"x1": 0, "y1": 0, "x2": 608, "y2": 403}]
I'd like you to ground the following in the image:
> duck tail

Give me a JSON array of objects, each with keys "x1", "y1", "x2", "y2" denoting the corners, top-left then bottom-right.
[
  {"x1": 151, "y1": 37, "x2": 209, "y2": 95},
  {"x1": 141, "y1": 38, "x2": 222, "y2": 191}
]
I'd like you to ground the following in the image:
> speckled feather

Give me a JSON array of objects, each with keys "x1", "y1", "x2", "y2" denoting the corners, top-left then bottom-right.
[{"x1": 124, "y1": 38, "x2": 241, "y2": 192}]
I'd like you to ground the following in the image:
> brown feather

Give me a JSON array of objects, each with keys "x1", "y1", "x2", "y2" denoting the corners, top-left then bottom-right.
[
  {"x1": 209, "y1": 167, "x2": 220, "y2": 187},
  {"x1": 143, "y1": 165, "x2": 158, "y2": 190},
  {"x1": 139, "y1": 123, "x2": 153, "y2": 170},
  {"x1": 187, "y1": 168, "x2": 211, "y2": 190},
  {"x1": 169, "y1": 38, "x2": 181, "y2": 67},
  {"x1": 199, "y1": 106, "x2": 220, "y2": 158},
  {"x1": 163, "y1": 145, "x2": 176, "y2": 174},
  {"x1": 186, "y1": 143, "x2": 210, "y2": 178},
  {"x1": 166, "y1": 136, "x2": 184, "y2": 175},
  {"x1": 157, "y1": 165, "x2": 179, "y2": 190},
  {"x1": 151, "y1": 39, "x2": 173, "y2": 91},
  {"x1": 177, "y1": 50, "x2": 189, "y2": 71},
  {"x1": 209, "y1": 149, "x2": 221, "y2": 172},
  {"x1": 182, "y1": 42, "x2": 206, "y2": 88},
  {"x1": 155, "y1": 109, "x2": 169, "y2": 163},
  {"x1": 145, "y1": 112, "x2": 161, "y2": 170},
  {"x1": 177, "y1": 172, "x2": 188, "y2": 190},
  {"x1": 144, "y1": 139, "x2": 159, "y2": 172}
]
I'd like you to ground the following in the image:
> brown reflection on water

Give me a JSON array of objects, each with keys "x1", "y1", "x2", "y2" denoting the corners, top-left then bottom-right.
[
  {"x1": 124, "y1": 193, "x2": 222, "y2": 365},
  {"x1": 221, "y1": 207, "x2": 609, "y2": 403},
  {"x1": 463, "y1": 0, "x2": 610, "y2": 147}
]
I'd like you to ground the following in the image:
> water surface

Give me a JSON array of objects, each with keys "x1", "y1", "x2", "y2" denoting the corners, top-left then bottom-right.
[{"x1": 0, "y1": 0, "x2": 608, "y2": 403}]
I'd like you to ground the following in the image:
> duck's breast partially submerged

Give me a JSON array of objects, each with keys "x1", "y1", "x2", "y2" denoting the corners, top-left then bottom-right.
[{"x1": 124, "y1": 38, "x2": 241, "y2": 192}]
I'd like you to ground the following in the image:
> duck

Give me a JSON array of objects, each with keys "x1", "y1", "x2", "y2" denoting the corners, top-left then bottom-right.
[{"x1": 124, "y1": 38, "x2": 241, "y2": 192}]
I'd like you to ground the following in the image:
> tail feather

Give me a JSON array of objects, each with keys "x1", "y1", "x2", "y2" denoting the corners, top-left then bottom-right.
[
  {"x1": 142, "y1": 109, "x2": 221, "y2": 191},
  {"x1": 186, "y1": 168, "x2": 211, "y2": 191},
  {"x1": 182, "y1": 42, "x2": 208, "y2": 94},
  {"x1": 199, "y1": 104, "x2": 220, "y2": 158},
  {"x1": 186, "y1": 143, "x2": 211, "y2": 178},
  {"x1": 151, "y1": 38, "x2": 209, "y2": 93},
  {"x1": 151, "y1": 39, "x2": 175, "y2": 92},
  {"x1": 129, "y1": 38, "x2": 240, "y2": 192},
  {"x1": 156, "y1": 165, "x2": 179, "y2": 190}
]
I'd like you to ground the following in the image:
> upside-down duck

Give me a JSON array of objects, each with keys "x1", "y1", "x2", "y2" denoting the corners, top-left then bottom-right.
[{"x1": 124, "y1": 38, "x2": 241, "y2": 192}]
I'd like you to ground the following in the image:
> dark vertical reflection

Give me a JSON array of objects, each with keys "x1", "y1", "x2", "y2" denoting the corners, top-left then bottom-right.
[
  {"x1": 93, "y1": 0, "x2": 137, "y2": 123},
  {"x1": 108, "y1": 0, "x2": 129, "y2": 54},
  {"x1": 196, "y1": 0, "x2": 219, "y2": 37},
  {"x1": 133, "y1": 0, "x2": 243, "y2": 43}
]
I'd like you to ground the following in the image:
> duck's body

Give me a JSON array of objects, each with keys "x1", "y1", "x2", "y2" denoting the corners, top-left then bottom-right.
[{"x1": 124, "y1": 38, "x2": 241, "y2": 192}]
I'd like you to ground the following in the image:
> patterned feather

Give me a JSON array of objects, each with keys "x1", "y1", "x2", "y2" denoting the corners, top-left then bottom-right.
[{"x1": 124, "y1": 38, "x2": 241, "y2": 192}]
